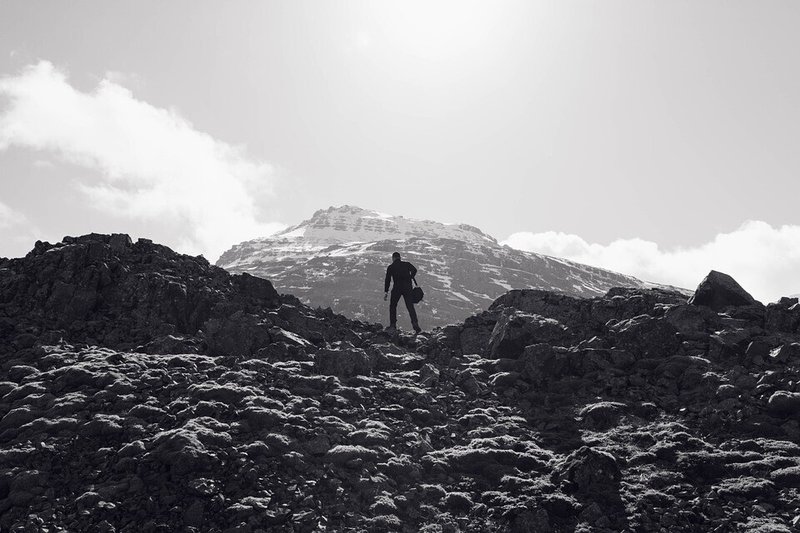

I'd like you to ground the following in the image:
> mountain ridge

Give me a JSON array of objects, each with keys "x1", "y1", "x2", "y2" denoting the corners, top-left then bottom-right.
[{"x1": 218, "y1": 205, "x2": 679, "y2": 328}]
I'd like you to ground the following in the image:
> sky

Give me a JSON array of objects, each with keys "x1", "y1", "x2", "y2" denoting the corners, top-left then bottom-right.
[{"x1": 1, "y1": 1, "x2": 799, "y2": 301}]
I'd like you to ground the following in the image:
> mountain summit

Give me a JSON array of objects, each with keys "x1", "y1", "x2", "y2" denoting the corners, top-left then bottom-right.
[
  {"x1": 270, "y1": 205, "x2": 498, "y2": 248},
  {"x1": 217, "y1": 206, "x2": 661, "y2": 328}
]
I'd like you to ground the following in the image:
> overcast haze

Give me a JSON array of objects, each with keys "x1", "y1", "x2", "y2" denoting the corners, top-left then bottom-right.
[{"x1": 1, "y1": 1, "x2": 799, "y2": 301}]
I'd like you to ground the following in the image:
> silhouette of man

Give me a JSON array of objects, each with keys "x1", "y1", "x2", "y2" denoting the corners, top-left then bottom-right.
[{"x1": 384, "y1": 252, "x2": 421, "y2": 333}]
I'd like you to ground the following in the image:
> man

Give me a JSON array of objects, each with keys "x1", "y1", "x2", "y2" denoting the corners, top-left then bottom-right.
[{"x1": 384, "y1": 251, "x2": 421, "y2": 333}]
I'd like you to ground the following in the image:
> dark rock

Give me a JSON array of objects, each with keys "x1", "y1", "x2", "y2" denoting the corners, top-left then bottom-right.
[
  {"x1": 487, "y1": 309, "x2": 568, "y2": 358},
  {"x1": 6, "y1": 365, "x2": 39, "y2": 382},
  {"x1": 314, "y1": 345, "x2": 373, "y2": 378},
  {"x1": 689, "y1": 270, "x2": 758, "y2": 311},
  {"x1": 745, "y1": 340, "x2": 772, "y2": 360},
  {"x1": 146, "y1": 427, "x2": 218, "y2": 475},
  {"x1": 713, "y1": 476, "x2": 775, "y2": 499},
  {"x1": 770, "y1": 466, "x2": 800, "y2": 487},
  {"x1": 74, "y1": 490, "x2": 102, "y2": 511},
  {"x1": 765, "y1": 298, "x2": 800, "y2": 332},
  {"x1": 427, "y1": 438, "x2": 548, "y2": 479},
  {"x1": 489, "y1": 371, "x2": 521, "y2": 388},
  {"x1": 2, "y1": 234, "x2": 800, "y2": 532},
  {"x1": 231, "y1": 272, "x2": 279, "y2": 302},
  {"x1": 418, "y1": 363, "x2": 440, "y2": 386},
  {"x1": 520, "y1": 344, "x2": 571, "y2": 385},
  {"x1": 664, "y1": 304, "x2": 713, "y2": 333},
  {"x1": 204, "y1": 312, "x2": 272, "y2": 357},
  {"x1": 611, "y1": 315, "x2": 681, "y2": 359},
  {"x1": 444, "y1": 491, "x2": 474, "y2": 513},
  {"x1": 183, "y1": 501, "x2": 205, "y2": 528},
  {"x1": 767, "y1": 391, "x2": 800, "y2": 418},
  {"x1": 555, "y1": 447, "x2": 621, "y2": 497},
  {"x1": 510, "y1": 508, "x2": 552, "y2": 533},
  {"x1": 579, "y1": 402, "x2": 627, "y2": 430},
  {"x1": 770, "y1": 343, "x2": 800, "y2": 363},
  {"x1": 139, "y1": 335, "x2": 201, "y2": 354},
  {"x1": 324, "y1": 444, "x2": 384, "y2": 465},
  {"x1": 459, "y1": 311, "x2": 500, "y2": 355}
]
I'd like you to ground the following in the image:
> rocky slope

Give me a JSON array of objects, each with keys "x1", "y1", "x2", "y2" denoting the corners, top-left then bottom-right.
[
  {"x1": 2, "y1": 235, "x2": 800, "y2": 532},
  {"x1": 217, "y1": 206, "x2": 666, "y2": 329}
]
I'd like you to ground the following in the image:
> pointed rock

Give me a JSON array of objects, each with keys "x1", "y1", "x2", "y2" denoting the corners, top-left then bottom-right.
[{"x1": 688, "y1": 270, "x2": 758, "y2": 311}]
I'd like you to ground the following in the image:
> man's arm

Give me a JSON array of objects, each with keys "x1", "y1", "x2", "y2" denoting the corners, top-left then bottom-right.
[
  {"x1": 384, "y1": 266, "x2": 392, "y2": 293},
  {"x1": 409, "y1": 263, "x2": 418, "y2": 279}
]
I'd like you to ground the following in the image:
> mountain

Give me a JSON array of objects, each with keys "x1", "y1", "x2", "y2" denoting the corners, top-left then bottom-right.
[
  {"x1": 217, "y1": 205, "x2": 666, "y2": 328},
  {"x1": 3, "y1": 233, "x2": 800, "y2": 531}
]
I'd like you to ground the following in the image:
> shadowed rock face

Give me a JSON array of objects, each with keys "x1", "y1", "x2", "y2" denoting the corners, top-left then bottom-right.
[
  {"x1": 689, "y1": 270, "x2": 759, "y2": 311},
  {"x1": 2, "y1": 239, "x2": 800, "y2": 532},
  {"x1": 0, "y1": 233, "x2": 281, "y2": 351}
]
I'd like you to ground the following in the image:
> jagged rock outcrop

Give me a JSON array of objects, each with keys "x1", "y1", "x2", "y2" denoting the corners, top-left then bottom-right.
[
  {"x1": 216, "y1": 205, "x2": 680, "y2": 328},
  {"x1": 2, "y1": 237, "x2": 800, "y2": 532},
  {"x1": 0, "y1": 233, "x2": 281, "y2": 350}
]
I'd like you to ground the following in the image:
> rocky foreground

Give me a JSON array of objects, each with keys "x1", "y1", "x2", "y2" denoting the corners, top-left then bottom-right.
[{"x1": 1, "y1": 234, "x2": 800, "y2": 532}]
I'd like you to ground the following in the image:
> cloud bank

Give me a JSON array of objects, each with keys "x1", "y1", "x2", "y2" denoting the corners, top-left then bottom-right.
[
  {"x1": 503, "y1": 221, "x2": 800, "y2": 303},
  {"x1": 0, "y1": 61, "x2": 284, "y2": 260}
]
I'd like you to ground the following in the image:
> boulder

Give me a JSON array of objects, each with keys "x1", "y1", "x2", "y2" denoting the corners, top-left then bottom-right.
[
  {"x1": 520, "y1": 343, "x2": 571, "y2": 385},
  {"x1": 146, "y1": 428, "x2": 218, "y2": 475},
  {"x1": 487, "y1": 309, "x2": 568, "y2": 358},
  {"x1": 418, "y1": 363, "x2": 440, "y2": 386},
  {"x1": 611, "y1": 315, "x2": 681, "y2": 359},
  {"x1": 767, "y1": 391, "x2": 800, "y2": 418},
  {"x1": 324, "y1": 444, "x2": 383, "y2": 465},
  {"x1": 204, "y1": 312, "x2": 273, "y2": 357},
  {"x1": 554, "y1": 446, "x2": 621, "y2": 497},
  {"x1": 664, "y1": 304, "x2": 713, "y2": 334},
  {"x1": 314, "y1": 346, "x2": 373, "y2": 378},
  {"x1": 579, "y1": 402, "x2": 627, "y2": 430},
  {"x1": 765, "y1": 298, "x2": 800, "y2": 332},
  {"x1": 459, "y1": 311, "x2": 500, "y2": 355},
  {"x1": 231, "y1": 272, "x2": 280, "y2": 302},
  {"x1": 688, "y1": 271, "x2": 758, "y2": 312},
  {"x1": 770, "y1": 343, "x2": 800, "y2": 363}
]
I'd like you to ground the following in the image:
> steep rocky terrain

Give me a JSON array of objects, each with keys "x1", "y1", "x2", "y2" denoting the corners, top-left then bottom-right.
[
  {"x1": 217, "y1": 206, "x2": 668, "y2": 328},
  {"x1": 2, "y1": 234, "x2": 800, "y2": 532}
]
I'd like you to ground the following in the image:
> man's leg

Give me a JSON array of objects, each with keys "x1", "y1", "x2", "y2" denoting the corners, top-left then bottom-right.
[
  {"x1": 402, "y1": 289, "x2": 420, "y2": 331},
  {"x1": 389, "y1": 290, "x2": 401, "y2": 327}
]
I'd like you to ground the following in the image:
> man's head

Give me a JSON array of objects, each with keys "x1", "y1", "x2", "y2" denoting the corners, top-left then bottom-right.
[{"x1": 392, "y1": 252, "x2": 401, "y2": 262}]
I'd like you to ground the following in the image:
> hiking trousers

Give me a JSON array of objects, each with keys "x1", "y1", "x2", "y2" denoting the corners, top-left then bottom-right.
[{"x1": 389, "y1": 286, "x2": 418, "y2": 328}]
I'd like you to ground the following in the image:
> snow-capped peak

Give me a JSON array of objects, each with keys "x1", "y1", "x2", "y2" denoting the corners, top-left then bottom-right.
[
  {"x1": 270, "y1": 205, "x2": 498, "y2": 248},
  {"x1": 216, "y1": 205, "x2": 670, "y2": 327}
]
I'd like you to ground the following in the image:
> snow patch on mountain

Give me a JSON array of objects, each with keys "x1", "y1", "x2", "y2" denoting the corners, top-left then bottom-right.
[{"x1": 217, "y1": 205, "x2": 680, "y2": 327}]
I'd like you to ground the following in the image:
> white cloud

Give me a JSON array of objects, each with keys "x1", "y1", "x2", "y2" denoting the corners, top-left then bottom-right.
[
  {"x1": 0, "y1": 200, "x2": 40, "y2": 258},
  {"x1": 502, "y1": 220, "x2": 800, "y2": 303},
  {"x1": 0, "y1": 60, "x2": 285, "y2": 260},
  {"x1": 0, "y1": 200, "x2": 27, "y2": 229}
]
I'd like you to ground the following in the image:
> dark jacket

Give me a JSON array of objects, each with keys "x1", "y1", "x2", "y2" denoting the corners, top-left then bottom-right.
[{"x1": 385, "y1": 260, "x2": 417, "y2": 293}]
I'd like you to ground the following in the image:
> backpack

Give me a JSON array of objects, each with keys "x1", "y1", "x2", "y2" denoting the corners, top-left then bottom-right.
[{"x1": 411, "y1": 278, "x2": 424, "y2": 303}]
